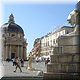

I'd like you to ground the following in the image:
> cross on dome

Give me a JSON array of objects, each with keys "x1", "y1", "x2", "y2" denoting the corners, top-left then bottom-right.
[{"x1": 8, "y1": 13, "x2": 15, "y2": 23}]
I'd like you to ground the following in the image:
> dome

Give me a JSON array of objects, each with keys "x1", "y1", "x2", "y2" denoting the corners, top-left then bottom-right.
[{"x1": 2, "y1": 14, "x2": 24, "y2": 35}]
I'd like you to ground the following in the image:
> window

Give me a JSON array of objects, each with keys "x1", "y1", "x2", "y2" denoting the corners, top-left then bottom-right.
[
  {"x1": 56, "y1": 39, "x2": 58, "y2": 43},
  {"x1": 48, "y1": 41, "x2": 49, "y2": 46},
  {"x1": 11, "y1": 34, "x2": 15, "y2": 37},
  {"x1": 53, "y1": 39, "x2": 55, "y2": 44},
  {"x1": 66, "y1": 31, "x2": 69, "y2": 34}
]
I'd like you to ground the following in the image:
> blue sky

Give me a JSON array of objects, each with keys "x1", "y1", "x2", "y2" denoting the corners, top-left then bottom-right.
[{"x1": 3, "y1": 2, "x2": 76, "y2": 52}]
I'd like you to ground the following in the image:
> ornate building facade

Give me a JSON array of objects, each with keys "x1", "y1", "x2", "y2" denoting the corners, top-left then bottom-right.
[{"x1": 2, "y1": 14, "x2": 27, "y2": 60}]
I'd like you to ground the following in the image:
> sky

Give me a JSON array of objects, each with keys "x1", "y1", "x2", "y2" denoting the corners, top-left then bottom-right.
[{"x1": 1, "y1": 0, "x2": 77, "y2": 52}]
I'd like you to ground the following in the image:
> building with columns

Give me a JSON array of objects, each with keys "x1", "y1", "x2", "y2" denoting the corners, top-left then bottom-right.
[{"x1": 2, "y1": 14, "x2": 27, "y2": 60}]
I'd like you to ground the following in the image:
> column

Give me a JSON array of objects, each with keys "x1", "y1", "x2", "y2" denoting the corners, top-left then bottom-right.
[
  {"x1": 21, "y1": 46, "x2": 23, "y2": 59},
  {"x1": 9, "y1": 45, "x2": 11, "y2": 59},
  {"x1": 5, "y1": 45, "x2": 8, "y2": 60},
  {"x1": 17, "y1": 45, "x2": 19, "y2": 58},
  {"x1": 23, "y1": 47, "x2": 26, "y2": 60}
]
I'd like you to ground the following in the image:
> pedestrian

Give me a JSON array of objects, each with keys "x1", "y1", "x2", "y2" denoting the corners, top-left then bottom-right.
[
  {"x1": 36, "y1": 56, "x2": 39, "y2": 63},
  {"x1": 12, "y1": 58, "x2": 16, "y2": 66},
  {"x1": 20, "y1": 59, "x2": 24, "y2": 67},
  {"x1": 14, "y1": 57, "x2": 22, "y2": 72},
  {"x1": 45, "y1": 57, "x2": 50, "y2": 65}
]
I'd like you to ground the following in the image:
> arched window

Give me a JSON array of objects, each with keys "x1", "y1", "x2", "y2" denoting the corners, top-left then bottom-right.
[{"x1": 11, "y1": 34, "x2": 15, "y2": 37}]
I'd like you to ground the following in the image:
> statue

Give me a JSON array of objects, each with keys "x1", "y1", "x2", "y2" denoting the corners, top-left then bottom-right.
[
  {"x1": 67, "y1": 2, "x2": 80, "y2": 34},
  {"x1": 67, "y1": 1, "x2": 80, "y2": 26},
  {"x1": 67, "y1": 9, "x2": 78, "y2": 26},
  {"x1": 27, "y1": 53, "x2": 33, "y2": 70}
]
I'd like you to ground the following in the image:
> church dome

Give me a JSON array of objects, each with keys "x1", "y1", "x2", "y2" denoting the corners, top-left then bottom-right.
[{"x1": 2, "y1": 14, "x2": 24, "y2": 35}]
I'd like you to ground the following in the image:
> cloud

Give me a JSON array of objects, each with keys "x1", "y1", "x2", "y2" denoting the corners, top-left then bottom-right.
[{"x1": 78, "y1": 0, "x2": 80, "y2": 2}]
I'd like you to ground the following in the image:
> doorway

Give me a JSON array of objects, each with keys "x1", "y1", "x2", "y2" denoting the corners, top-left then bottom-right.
[{"x1": 11, "y1": 53, "x2": 15, "y2": 59}]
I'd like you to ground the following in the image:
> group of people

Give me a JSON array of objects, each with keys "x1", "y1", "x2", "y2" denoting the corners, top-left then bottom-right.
[
  {"x1": 12, "y1": 56, "x2": 50, "y2": 72},
  {"x1": 12, "y1": 57, "x2": 24, "y2": 72}
]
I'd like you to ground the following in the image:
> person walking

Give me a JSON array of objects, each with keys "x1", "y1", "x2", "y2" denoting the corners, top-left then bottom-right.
[
  {"x1": 45, "y1": 57, "x2": 50, "y2": 65},
  {"x1": 12, "y1": 58, "x2": 16, "y2": 66},
  {"x1": 14, "y1": 57, "x2": 22, "y2": 72},
  {"x1": 20, "y1": 59, "x2": 24, "y2": 67}
]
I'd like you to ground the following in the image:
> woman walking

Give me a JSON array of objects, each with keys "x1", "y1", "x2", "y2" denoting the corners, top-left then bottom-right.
[{"x1": 14, "y1": 57, "x2": 22, "y2": 72}]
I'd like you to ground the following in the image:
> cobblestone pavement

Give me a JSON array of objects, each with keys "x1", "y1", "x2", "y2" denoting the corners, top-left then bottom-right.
[{"x1": 2, "y1": 61, "x2": 47, "y2": 77}]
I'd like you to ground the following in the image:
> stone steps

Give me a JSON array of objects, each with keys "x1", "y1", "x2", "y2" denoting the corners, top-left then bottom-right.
[
  {"x1": 50, "y1": 54, "x2": 80, "y2": 63},
  {"x1": 44, "y1": 72, "x2": 80, "y2": 80},
  {"x1": 1, "y1": 76, "x2": 43, "y2": 80},
  {"x1": 47, "y1": 63, "x2": 80, "y2": 73}
]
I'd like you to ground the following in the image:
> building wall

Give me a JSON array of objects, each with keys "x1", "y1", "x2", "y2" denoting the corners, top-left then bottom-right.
[
  {"x1": 32, "y1": 38, "x2": 41, "y2": 57},
  {"x1": 40, "y1": 26, "x2": 74, "y2": 56}
]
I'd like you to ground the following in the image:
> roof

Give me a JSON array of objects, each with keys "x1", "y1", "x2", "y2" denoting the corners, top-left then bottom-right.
[{"x1": 2, "y1": 14, "x2": 24, "y2": 35}]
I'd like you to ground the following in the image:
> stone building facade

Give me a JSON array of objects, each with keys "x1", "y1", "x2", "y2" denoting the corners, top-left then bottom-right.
[
  {"x1": 2, "y1": 14, "x2": 27, "y2": 60},
  {"x1": 40, "y1": 26, "x2": 74, "y2": 56},
  {"x1": 32, "y1": 38, "x2": 41, "y2": 57}
]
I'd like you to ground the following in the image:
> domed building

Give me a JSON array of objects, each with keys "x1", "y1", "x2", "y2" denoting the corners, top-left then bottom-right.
[{"x1": 2, "y1": 14, "x2": 27, "y2": 60}]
